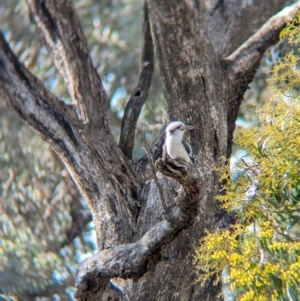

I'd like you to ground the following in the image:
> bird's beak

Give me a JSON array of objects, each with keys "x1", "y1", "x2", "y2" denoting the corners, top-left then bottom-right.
[{"x1": 182, "y1": 125, "x2": 194, "y2": 131}]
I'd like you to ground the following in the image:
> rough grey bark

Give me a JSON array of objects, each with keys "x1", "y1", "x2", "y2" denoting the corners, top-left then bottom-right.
[
  {"x1": 206, "y1": 0, "x2": 290, "y2": 56},
  {"x1": 0, "y1": 0, "x2": 300, "y2": 300}
]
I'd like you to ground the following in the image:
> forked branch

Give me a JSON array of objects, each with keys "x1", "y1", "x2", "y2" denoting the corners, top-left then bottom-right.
[
  {"x1": 0, "y1": 31, "x2": 80, "y2": 141},
  {"x1": 27, "y1": 0, "x2": 107, "y2": 135}
]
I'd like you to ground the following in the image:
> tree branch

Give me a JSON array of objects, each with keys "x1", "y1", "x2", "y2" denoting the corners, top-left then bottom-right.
[
  {"x1": 119, "y1": 2, "x2": 154, "y2": 159},
  {"x1": 27, "y1": 0, "x2": 107, "y2": 136},
  {"x1": 74, "y1": 154, "x2": 201, "y2": 300},
  {"x1": 0, "y1": 31, "x2": 80, "y2": 143},
  {"x1": 74, "y1": 220, "x2": 173, "y2": 300},
  {"x1": 0, "y1": 29, "x2": 143, "y2": 249},
  {"x1": 225, "y1": 2, "x2": 300, "y2": 77},
  {"x1": 206, "y1": 0, "x2": 287, "y2": 56}
]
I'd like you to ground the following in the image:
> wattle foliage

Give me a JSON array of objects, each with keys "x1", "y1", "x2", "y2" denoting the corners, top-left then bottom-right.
[{"x1": 194, "y1": 15, "x2": 300, "y2": 301}]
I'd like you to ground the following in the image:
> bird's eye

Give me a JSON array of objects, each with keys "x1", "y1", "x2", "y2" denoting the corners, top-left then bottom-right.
[{"x1": 176, "y1": 126, "x2": 181, "y2": 130}]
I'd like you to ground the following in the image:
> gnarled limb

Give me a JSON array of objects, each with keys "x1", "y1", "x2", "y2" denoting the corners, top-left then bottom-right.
[
  {"x1": 27, "y1": 0, "x2": 107, "y2": 137},
  {"x1": 225, "y1": 1, "x2": 300, "y2": 78},
  {"x1": 75, "y1": 220, "x2": 173, "y2": 300},
  {"x1": 119, "y1": 2, "x2": 154, "y2": 159},
  {"x1": 75, "y1": 154, "x2": 201, "y2": 300}
]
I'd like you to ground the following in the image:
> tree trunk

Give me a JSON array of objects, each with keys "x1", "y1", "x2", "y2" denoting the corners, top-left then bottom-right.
[{"x1": 0, "y1": 0, "x2": 299, "y2": 300}]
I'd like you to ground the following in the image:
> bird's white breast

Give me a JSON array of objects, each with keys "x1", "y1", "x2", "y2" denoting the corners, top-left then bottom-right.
[{"x1": 166, "y1": 135, "x2": 191, "y2": 163}]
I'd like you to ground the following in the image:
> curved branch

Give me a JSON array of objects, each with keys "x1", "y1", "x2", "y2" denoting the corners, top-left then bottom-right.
[
  {"x1": 225, "y1": 2, "x2": 300, "y2": 78},
  {"x1": 74, "y1": 155, "x2": 201, "y2": 300},
  {"x1": 0, "y1": 31, "x2": 80, "y2": 143},
  {"x1": 119, "y1": 2, "x2": 154, "y2": 159},
  {"x1": 75, "y1": 220, "x2": 173, "y2": 300},
  {"x1": 27, "y1": 0, "x2": 107, "y2": 135}
]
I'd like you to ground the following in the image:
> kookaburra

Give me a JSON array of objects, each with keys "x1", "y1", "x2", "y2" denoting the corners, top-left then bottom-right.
[{"x1": 165, "y1": 121, "x2": 194, "y2": 164}]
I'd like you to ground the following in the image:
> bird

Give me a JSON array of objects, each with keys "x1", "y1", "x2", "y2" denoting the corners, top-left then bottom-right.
[{"x1": 164, "y1": 121, "x2": 194, "y2": 164}]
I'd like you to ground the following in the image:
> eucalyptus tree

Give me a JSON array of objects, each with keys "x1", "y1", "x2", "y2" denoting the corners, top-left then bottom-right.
[{"x1": 0, "y1": 1, "x2": 299, "y2": 301}]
